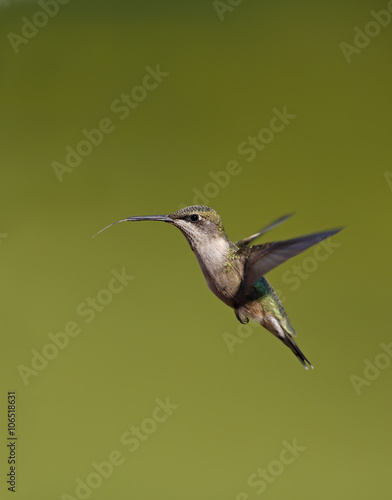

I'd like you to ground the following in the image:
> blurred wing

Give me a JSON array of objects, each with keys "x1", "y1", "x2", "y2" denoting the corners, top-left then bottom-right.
[
  {"x1": 242, "y1": 228, "x2": 343, "y2": 292},
  {"x1": 235, "y1": 213, "x2": 294, "y2": 248}
]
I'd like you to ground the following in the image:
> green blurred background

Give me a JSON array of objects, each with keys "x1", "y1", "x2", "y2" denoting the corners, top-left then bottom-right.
[{"x1": 1, "y1": 0, "x2": 392, "y2": 498}]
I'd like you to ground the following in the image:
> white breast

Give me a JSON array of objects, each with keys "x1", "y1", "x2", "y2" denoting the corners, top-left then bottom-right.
[
  {"x1": 193, "y1": 236, "x2": 237, "y2": 306},
  {"x1": 195, "y1": 236, "x2": 229, "y2": 271}
]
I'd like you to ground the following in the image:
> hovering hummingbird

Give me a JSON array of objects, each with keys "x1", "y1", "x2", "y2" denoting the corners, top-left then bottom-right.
[{"x1": 94, "y1": 206, "x2": 342, "y2": 368}]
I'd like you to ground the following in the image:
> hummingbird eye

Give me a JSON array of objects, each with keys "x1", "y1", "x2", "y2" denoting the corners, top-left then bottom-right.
[{"x1": 189, "y1": 214, "x2": 199, "y2": 222}]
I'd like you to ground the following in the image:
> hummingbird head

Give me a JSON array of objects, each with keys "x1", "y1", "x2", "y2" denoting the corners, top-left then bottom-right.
[
  {"x1": 93, "y1": 206, "x2": 234, "y2": 295},
  {"x1": 168, "y1": 205, "x2": 228, "y2": 252},
  {"x1": 93, "y1": 205, "x2": 229, "y2": 253}
]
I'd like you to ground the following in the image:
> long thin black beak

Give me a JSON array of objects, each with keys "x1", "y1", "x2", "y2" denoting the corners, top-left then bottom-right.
[{"x1": 93, "y1": 214, "x2": 174, "y2": 238}]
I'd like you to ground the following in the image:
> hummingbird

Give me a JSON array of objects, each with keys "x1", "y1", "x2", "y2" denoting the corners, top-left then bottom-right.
[{"x1": 94, "y1": 206, "x2": 342, "y2": 368}]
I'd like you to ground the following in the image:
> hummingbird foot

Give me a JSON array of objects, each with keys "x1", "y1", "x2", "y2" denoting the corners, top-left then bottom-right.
[{"x1": 235, "y1": 309, "x2": 249, "y2": 324}]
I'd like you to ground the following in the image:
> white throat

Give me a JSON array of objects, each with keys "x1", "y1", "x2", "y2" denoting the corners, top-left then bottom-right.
[{"x1": 193, "y1": 235, "x2": 230, "y2": 275}]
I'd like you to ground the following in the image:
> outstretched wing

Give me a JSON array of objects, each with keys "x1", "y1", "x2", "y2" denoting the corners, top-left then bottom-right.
[
  {"x1": 240, "y1": 228, "x2": 343, "y2": 293},
  {"x1": 234, "y1": 213, "x2": 294, "y2": 248}
]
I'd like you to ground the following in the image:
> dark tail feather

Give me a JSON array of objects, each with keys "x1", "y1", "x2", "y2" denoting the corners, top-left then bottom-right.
[{"x1": 282, "y1": 334, "x2": 313, "y2": 369}]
